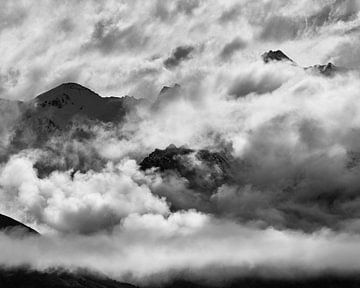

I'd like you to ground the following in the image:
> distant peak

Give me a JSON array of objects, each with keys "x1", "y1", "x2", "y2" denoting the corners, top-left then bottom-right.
[
  {"x1": 167, "y1": 144, "x2": 178, "y2": 149},
  {"x1": 54, "y1": 82, "x2": 96, "y2": 92},
  {"x1": 308, "y1": 62, "x2": 337, "y2": 76},
  {"x1": 35, "y1": 82, "x2": 101, "y2": 103},
  {"x1": 261, "y1": 50, "x2": 294, "y2": 63},
  {"x1": 159, "y1": 83, "x2": 181, "y2": 94}
]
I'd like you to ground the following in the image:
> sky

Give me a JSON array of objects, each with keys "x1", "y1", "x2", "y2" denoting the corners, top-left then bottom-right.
[
  {"x1": 2, "y1": 0, "x2": 360, "y2": 286},
  {"x1": 1, "y1": 0, "x2": 359, "y2": 101}
]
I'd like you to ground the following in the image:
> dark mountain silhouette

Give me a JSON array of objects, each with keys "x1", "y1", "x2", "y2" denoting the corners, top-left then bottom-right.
[
  {"x1": 140, "y1": 144, "x2": 234, "y2": 193},
  {"x1": 2, "y1": 269, "x2": 360, "y2": 288},
  {"x1": 0, "y1": 268, "x2": 136, "y2": 288},
  {"x1": 0, "y1": 214, "x2": 38, "y2": 235},
  {"x1": 157, "y1": 275, "x2": 360, "y2": 288},
  {"x1": 261, "y1": 50, "x2": 294, "y2": 63}
]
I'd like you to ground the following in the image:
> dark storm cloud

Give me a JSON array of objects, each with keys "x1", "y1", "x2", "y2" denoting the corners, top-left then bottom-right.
[
  {"x1": 0, "y1": 1, "x2": 28, "y2": 32},
  {"x1": 153, "y1": 0, "x2": 172, "y2": 21},
  {"x1": 218, "y1": 4, "x2": 242, "y2": 23},
  {"x1": 260, "y1": 16, "x2": 302, "y2": 42},
  {"x1": 84, "y1": 19, "x2": 148, "y2": 54},
  {"x1": 0, "y1": 68, "x2": 20, "y2": 90},
  {"x1": 153, "y1": 0, "x2": 202, "y2": 21},
  {"x1": 164, "y1": 45, "x2": 194, "y2": 69},
  {"x1": 176, "y1": 0, "x2": 202, "y2": 15},
  {"x1": 227, "y1": 66, "x2": 286, "y2": 98},
  {"x1": 301, "y1": 0, "x2": 359, "y2": 32},
  {"x1": 259, "y1": 0, "x2": 360, "y2": 42},
  {"x1": 219, "y1": 37, "x2": 247, "y2": 61},
  {"x1": 57, "y1": 18, "x2": 75, "y2": 34}
]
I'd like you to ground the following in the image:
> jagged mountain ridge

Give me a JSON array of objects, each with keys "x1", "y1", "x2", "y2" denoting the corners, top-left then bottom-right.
[
  {"x1": 262, "y1": 49, "x2": 338, "y2": 76},
  {"x1": 140, "y1": 144, "x2": 234, "y2": 193}
]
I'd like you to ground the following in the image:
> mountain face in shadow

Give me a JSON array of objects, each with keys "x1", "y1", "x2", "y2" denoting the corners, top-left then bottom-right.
[
  {"x1": 2, "y1": 82, "x2": 145, "y2": 178},
  {"x1": 140, "y1": 144, "x2": 234, "y2": 194},
  {"x1": 0, "y1": 214, "x2": 38, "y2": 235},
  {"x1": 11, "y1": 82, "x2": 142, "y2": 149},
  {"x1": 261, "y1": 50, "x2": 294, "y2": 64}
]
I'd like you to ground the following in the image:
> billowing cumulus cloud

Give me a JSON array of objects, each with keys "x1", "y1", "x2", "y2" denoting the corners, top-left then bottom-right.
[{"x1": 0, "y1": 154, "x2": 169, "y2": 234}]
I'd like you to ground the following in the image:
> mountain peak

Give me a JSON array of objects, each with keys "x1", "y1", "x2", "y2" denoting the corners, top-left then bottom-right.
[
  {"x1": 159, "y1": 83, "x2": 181, "y2": 95},
  {"x1": 261, "y1": 50, "x2": 294, "y2": 63},
  {"x1": 35, "y1": 82, "x2": 101, "y2": 104}
]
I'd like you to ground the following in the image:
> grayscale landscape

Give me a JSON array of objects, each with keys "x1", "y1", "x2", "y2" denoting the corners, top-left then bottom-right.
[{"x1": 1, "y1": 1, "x2": 360, "y2": 287}]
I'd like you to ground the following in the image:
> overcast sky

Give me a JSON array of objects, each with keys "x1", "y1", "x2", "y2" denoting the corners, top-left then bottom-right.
[{"x1": 0, "y1": 0, "x2": 359, "y2": 101}]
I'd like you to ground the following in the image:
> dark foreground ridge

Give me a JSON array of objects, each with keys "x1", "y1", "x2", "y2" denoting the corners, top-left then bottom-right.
[
  {"x1": 0, "y1": 214, "x2": 38, "y2": 235},
  {"x1": 3, "y1": 269, "x2": 360, "y2": 288},
  {"x1": 0, "y1": 268, "x2": 136, "y2": 288},
  {"x1": 158, "y1": 275, "x2": 360, "y2": 288}
]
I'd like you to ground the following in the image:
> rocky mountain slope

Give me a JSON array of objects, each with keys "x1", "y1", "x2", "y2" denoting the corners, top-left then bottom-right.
[
  {"x1": 12, "y1": 82, "x2": 142, "y2": 149},
  {"x1": 140, "y1": 144, "x2": 235, "y2": 193},
  {"x1": 0, "y1": 214, "x2": 38, "y2": 235},
  {"x1": 262, "y1": 49, "x2": 338, "y2": 76}
]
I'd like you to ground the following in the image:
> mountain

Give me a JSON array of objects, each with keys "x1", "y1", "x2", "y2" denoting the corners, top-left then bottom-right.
[
  {"x1": 0, "y1": 214, "x2": 38, "y2": 235},
  {"x1": 0, "y1": 268, "x2": 137, "y2": 288},
  {"x1": 11, "y1": 82, "x2": 142, "y2": 148},
  {"x1": 261, "y1": 50, "x2": 294, "y2": 63},
  {"x1": 262, "y1": 50, "x2": 338, "y2": 76},
  {"x1": 159, "y1": 84, "x2": 181, "y2": 95},
  {"x1": 2, "y1": 270, "x2": 360, "y2": 288},
  {"x1": 140, "y1": 144, "x2": 234, "y2": 193},
  {"x1": 152, "y1": 84, "x2": 181, "y2": 110},
  {"x1": 156, "y1": 276, "x2": 360, "y2": 288},
  {"x1": 305, "y1": 62, "x2": 337, "y2": 76}
]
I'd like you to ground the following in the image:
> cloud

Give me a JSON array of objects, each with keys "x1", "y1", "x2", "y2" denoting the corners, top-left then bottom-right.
[
  {"x1": 219, "y1": 37, "x2": 247, "y2": 61},
  {"x1": 3, "y1": 214, "x2": 360, "y2": 285},
  {"x1": 164, "y1": 46, "x2": 195, "y2": 69},
  {"x1": 0, "y1": 155, "x2": 169, "y2": 234},
  {"x1": 83, "y1": 20, "x2": 149, "y2": 55},
  {"x1": 176, "y1": 0, "x2": 202, "y2": 15},
  {"x1": 260, "y1": 16, "x2": 303, "y2": 42},
  {"x1": 227, "y1": 62, "x2": 294, "y2": 98},
  {"x1": 218, "y1": 4, "x2": 242, "y2": 23}
]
